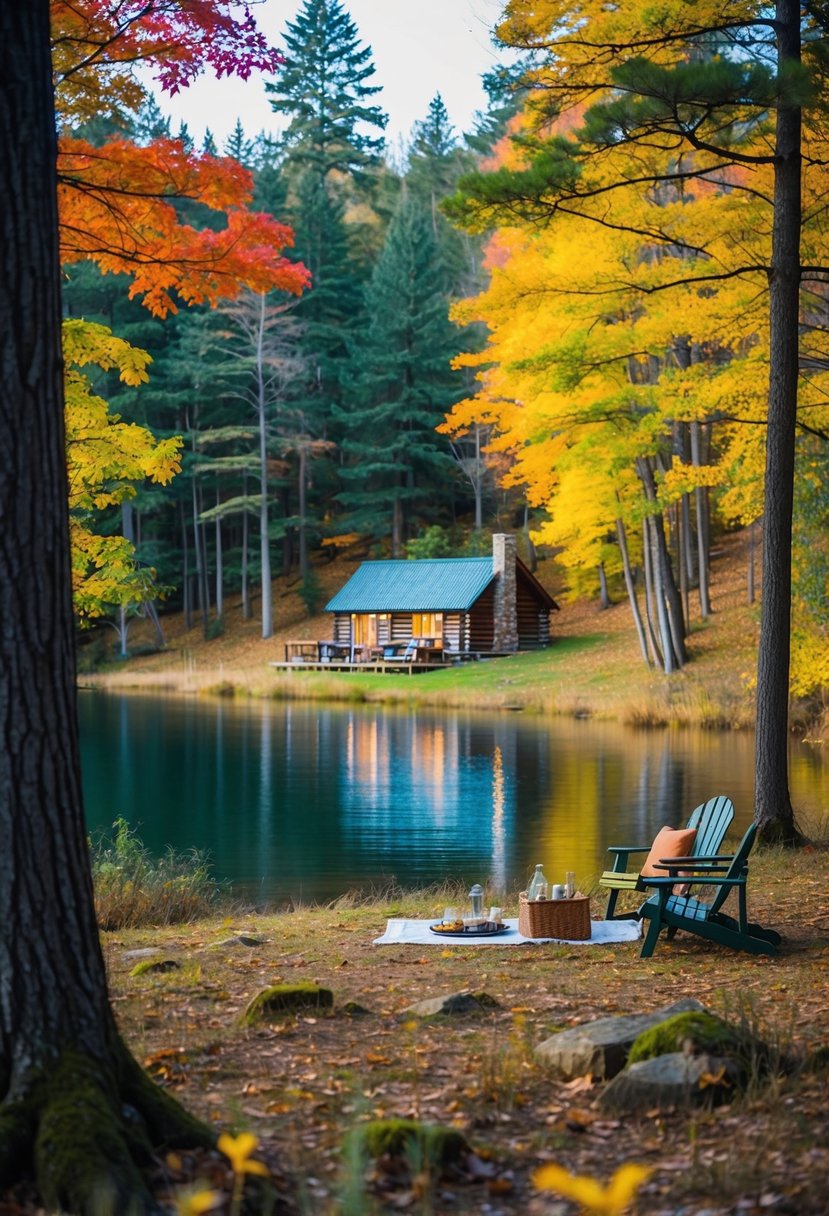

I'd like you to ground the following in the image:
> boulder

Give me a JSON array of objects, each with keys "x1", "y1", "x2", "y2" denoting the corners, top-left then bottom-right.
[
  {"x1": 599, "y1": 1052, "x2": 740, "y2": 1112},
  {"x1": 535, "y1": 998, "x2": 705, "y2": 1080},
  {"x1": 402, "y1": 990, "x2": 499, "y2": 1018}
]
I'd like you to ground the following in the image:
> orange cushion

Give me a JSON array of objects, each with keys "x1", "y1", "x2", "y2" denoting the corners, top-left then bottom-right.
[{"x1": 641, "y1": 826, "x2": 697, "y2": 891}]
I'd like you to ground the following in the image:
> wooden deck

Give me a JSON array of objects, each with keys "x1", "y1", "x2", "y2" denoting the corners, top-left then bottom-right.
[{"x1": 268, "y1": 659, "x2": 446, "y2": 675}]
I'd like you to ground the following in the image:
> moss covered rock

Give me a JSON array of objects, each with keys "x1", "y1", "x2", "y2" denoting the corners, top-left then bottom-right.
[
  {"x1": 129, "y1": 958, "x2": 180, "y2": 977},
  {"x1": 628, "y1": 1012, "x2": 748, "y2": 1065},
  {"x1": 241, "y1": 983, "x2": 334, "y2": 1024},
  {"x1": 350, "y1": 1118, "x2": 468, "y2": 1168}
]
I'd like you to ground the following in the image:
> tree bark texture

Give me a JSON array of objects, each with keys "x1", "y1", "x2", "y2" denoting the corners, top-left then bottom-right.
[
  {"x1": 755, "y1": 0, "x2": 801, "y2": 842},
  {"x1": 0, "y1": 0, "x2": 113, "y2": 1092},
  {"x1": 0, "y1": 7, "x2": 212, "y2": 1209}
]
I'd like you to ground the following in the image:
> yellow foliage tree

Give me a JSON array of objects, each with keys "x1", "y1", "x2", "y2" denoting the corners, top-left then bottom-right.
[{"x1": 63, "y1": 319, "x2": 182, "y2": 618}]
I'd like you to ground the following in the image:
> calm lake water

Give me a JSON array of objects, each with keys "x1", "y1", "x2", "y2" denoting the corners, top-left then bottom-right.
[{"x1": 78, "y1": 691, "x2": 828, "y2": 905}]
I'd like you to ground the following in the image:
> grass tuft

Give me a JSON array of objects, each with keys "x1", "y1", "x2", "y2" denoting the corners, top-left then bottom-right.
[{"x1": 91, "y1": 818, "x2": 227, "y2": 929}]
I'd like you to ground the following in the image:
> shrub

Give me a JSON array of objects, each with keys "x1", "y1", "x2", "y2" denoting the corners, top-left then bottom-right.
[{"x1": 91, "y1": 818, "x2": 225, "y2": 929}]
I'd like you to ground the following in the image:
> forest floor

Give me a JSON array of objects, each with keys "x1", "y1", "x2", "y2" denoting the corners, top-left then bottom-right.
[
  {"x1": 76, "y1": 843, "x2": 829, "y2": 1216},
  {"x1": 78, "y1": 528, "x2": 812, "y2": 735}
]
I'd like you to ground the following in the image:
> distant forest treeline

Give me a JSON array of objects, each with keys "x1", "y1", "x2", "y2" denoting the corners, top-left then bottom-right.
[{"x1": 66, "y1": 0, "x2": 525, "y2": 646}]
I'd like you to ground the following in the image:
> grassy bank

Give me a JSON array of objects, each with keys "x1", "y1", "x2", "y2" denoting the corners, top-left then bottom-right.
[
  {"x1": 97, "y1": 841, "x2": 829, "y2": 1215},
  {"x1": 78, "y1": 531, "x2": 796, "y2": 732}
]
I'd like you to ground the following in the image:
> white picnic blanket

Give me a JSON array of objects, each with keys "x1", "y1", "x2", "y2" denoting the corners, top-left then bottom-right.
[{"x1": 373, "y1": 917, "x2": 641, "y2": 946}]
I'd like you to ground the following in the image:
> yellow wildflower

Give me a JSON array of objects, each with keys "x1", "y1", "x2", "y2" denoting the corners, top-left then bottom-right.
[
  {"x1": 217, "y1": 1131, "x2": 270, "y2": 1177},
  {"x1": 533, "y1": 1161, "x2": 651, "y2": 1215},
  {"x1": 176, "y1": 1187, "x2": 223, "y2": 1216}
]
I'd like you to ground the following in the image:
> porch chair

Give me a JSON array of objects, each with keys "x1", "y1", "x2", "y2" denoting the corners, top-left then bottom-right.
[
  {"x1": 601, "y1": 794, "x2": 735, "y2": 920},
  {"x1": 638, "y1": 821, "x2": 781, "y2": 958},
  {"x1": 383, "y1": 638, "x2": 418, "y2": 663}
]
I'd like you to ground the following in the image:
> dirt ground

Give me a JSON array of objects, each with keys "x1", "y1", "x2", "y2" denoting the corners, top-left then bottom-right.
[{"x1": 80, "y1": 841, "x2": 829, "y2": 1216}]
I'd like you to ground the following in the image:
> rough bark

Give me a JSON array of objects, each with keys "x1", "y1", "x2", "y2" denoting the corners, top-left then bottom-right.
[
  {"x1": 754, "y1": 0, "x2": 802, "y2": 844},
  {"x1": 0, "y1": 6, "x2": 213, "y2": 1209}
]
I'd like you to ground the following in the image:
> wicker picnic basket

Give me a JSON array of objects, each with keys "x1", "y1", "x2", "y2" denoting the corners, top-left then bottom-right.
[{"x1": 518, "y1": 893, "x2": 591, "y2": 940}]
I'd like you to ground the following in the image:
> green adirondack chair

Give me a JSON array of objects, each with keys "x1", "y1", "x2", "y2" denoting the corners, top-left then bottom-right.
[
  {"x1": 637, "y1": 821, "x2": 782, "y2": 958},
  {"x1": 601, "y1": 794, "x2": 735, "y2": 920}
]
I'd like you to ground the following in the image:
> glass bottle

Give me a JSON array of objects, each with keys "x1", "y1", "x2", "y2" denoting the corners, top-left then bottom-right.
[
  {"x1": 527, "y1": 864, "x2": 548, "y2": 901},
  {"x1": 469, "y1": 883, "x2": 484, "y2": 919}
]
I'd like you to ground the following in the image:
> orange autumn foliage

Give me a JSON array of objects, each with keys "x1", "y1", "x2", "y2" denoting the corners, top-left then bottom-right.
[{"x1": 53, "y1": 1, "x2": 310, "y2": 314}]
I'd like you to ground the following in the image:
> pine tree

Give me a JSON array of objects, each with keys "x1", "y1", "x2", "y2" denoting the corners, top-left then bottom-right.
[
  {"x1": 265, "y1": 0, "x2": 386, "y2": 178},
  {"x1": 338, "y1": 197, "x2": 461, "y2": 554},
  {"x1": 262, "y1": 0, "x2": 389, "y2": 566}
]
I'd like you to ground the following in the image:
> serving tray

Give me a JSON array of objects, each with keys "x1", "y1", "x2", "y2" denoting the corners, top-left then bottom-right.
[{"x1": 429, "y1": 921, "x2": 512, "y2": 937}]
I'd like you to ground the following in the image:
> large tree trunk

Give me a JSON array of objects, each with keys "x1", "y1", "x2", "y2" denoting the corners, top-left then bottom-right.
[
  {"x1": 616, "y1": 518, "x2": 650, "y2": 666},
  {"x1": 755, "y1": 0, "x2": 802, "y2": 844},
  {"x1": 0, "y1": 7, "x2": 212, "y2": 1209}
]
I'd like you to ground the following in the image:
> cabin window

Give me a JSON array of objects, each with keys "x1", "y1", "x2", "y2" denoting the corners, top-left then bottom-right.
[{"x1": 411, "y1": 612, "x2": 444, "y2": 644}]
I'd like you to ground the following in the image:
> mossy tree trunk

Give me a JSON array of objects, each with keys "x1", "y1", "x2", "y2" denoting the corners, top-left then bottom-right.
[{"x1": 0, "y1": 6, "x2": 213, "y2": 1211}]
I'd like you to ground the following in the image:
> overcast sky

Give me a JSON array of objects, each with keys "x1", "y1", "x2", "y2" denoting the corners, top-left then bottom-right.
[{"x1": 154, "y1": 0, "x2": 508, "y2": 151}]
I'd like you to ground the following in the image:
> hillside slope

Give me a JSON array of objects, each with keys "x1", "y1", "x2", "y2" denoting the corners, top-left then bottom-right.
[{"x1": 81, "y1": 529, "x2": 773, "y2": 729}]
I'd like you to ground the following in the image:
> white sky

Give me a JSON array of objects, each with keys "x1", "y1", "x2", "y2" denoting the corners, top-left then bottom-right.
[{"x1": 154, "y1": 0, "x2": 508, "y2": 150}]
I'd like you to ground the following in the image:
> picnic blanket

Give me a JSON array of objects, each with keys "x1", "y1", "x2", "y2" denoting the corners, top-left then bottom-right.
[{"x1": 373, "y1": 917, "x2": 641, "y2": 946}]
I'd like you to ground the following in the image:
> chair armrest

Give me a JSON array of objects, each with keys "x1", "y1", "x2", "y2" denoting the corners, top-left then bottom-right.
[
  {"x1": 642, "y1": 875, "x2": 747, "y2": 889},
  {"x1": 605, "y1": 845, "x2": 650, "y2": 869},
  {"x1": 683, "y1": 852, "x2": 736, "y2": 864},
  {"x1": 652, "y1": 859, "x2": 730, "y2": 873}
]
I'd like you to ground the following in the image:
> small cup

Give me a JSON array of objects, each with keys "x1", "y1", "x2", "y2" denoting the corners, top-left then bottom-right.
[
  {"x1": 443, "y1": 907, "x2": 458, "y2": 924},
  {"x1": 489, "y1": 906, "x2": 502, "y2": 924},
  {"x1": 551, "y1": 884, "x2": 566, "y2": 900}
]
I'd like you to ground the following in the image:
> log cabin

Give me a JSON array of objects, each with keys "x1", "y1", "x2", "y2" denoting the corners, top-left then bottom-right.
[{"x1": 324, "y1": 534, "x2": 558, "y2": 658}]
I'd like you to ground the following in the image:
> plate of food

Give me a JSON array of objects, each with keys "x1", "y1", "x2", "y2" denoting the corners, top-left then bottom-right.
[{"x1": 429, "y1": 921, "x2": 512, "y2": 937}]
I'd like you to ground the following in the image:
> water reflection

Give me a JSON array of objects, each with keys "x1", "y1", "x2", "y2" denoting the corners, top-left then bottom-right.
[{"x1": 78, "y1": 692, "x2": 828, "y2": 905}]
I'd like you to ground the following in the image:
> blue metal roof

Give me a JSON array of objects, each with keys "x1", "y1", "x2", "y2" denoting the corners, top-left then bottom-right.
[{"x1": 325, "y1": 558, "x2": 496, "y2": 613}]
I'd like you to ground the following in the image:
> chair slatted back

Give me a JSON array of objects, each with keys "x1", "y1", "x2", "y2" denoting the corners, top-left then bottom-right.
[
  {"x1": 707, "y1": 821, "x2": 757, "y2": 917},
  {"x1": 687, "y1": 795, "x2": 735, "y2": 860}
]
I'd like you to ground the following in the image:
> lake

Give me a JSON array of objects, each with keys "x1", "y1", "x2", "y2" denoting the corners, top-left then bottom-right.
[{"x1": 78, "y1": 690, "x2": 828, "y2": 905}]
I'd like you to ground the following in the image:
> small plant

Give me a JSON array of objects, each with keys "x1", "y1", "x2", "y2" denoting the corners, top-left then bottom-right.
[
  {"x1": 91, "y1": 818, "x2": 225, "y2": 929},
  {"x1": 218, "y1": 1132, "x2": 269, "y2": 1216},
  {"x1": 533, "y1": 1161, "x2": 652, "y2": 1215},
  {"x1": 477, "y1": 1010, "x2": 535, "y2": 1109}
]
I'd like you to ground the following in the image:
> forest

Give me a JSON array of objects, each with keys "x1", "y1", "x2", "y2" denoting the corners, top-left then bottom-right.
[
  {"x1": 1, "y1": 3, "x2": 828, "y2": 1211},
  {"x1": 64, "y1": 0, "x2": 828, "y2": 717}
]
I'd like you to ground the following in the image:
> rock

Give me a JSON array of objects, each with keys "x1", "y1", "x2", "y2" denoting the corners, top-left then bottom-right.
[
  {"x1": 599, "y1": 1052, "x2": 740, "y2": 1112},
  {"x1": 241, "y1": 983, "x2": 334, "y2": 1024},
  {"x1": 628, "y1": 1010, "x2": 750, "y2": 1066},
  {"x1": 129, "y1": 958, "x2": 180, "y2": 976},
  {"x1": 122, "y1": 947, "x2": 161, "y2": 960},
  {"x1": 348, "y1": 1118, "x2": 469, "y2": 1167},
  {"x1": 340, "y1": 1000, "x2": 372, "y2": 1017},
  {"x1": 402, "y1": 990, "x2": 500, "y2": 1018},
  {"x1": 535, "y1": 998, "x2": 705, "y2": 1080},
  {"x1": 212, "y1": 934, "x2": 266, "y2": 949}
]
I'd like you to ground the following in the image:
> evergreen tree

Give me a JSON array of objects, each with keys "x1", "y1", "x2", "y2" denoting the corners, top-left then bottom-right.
[
  {"x1": 338, "y1": 197, "x2": 461, "y2": 554},
  {"x1": 262, "y1": 0, "x2": 390, "y2": 565},
  {"x1": 224, "y1": 117, "x2": 255, "y2": 166},
  {"x1": 265, "y1": 0, "x2": 387, "y2": 178}
]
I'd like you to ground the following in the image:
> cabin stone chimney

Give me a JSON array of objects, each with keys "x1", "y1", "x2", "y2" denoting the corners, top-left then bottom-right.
[{"x1": 492, "y1": 533, "x2": 519, "y2": 652}]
